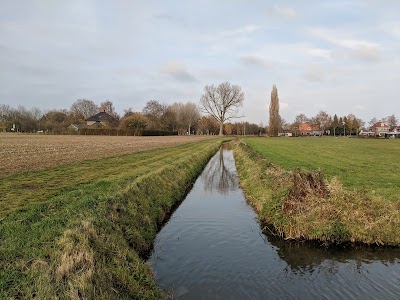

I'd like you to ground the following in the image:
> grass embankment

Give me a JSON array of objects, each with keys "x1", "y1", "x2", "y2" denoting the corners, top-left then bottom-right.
[
  {"x1": 234, "y1": 139, "x2": 400, "y2": 246},
  {"x1": 0, "y1": 138, "x2": 224, "y2": 299}
]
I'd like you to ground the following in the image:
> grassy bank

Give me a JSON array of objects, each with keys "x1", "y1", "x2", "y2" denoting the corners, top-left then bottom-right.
[
  {"x1": 243, "y1": 137, "x2": 400, "y2": 201},
  {"x1": 0, "y1": 138, "x2": 224, "y2": 299},
  {"x1": 233, "y1": 140, "x2": 400, "y2": 246}
]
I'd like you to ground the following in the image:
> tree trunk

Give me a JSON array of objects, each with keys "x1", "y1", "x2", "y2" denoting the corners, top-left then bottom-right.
[{"x1": 219, "y1": 122, "x2": 224, "y2": 136}]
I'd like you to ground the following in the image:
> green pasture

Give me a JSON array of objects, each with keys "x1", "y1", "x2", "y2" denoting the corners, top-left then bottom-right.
[{"x1": 243, "y1": 137, "x2": 400, "y2": 201}]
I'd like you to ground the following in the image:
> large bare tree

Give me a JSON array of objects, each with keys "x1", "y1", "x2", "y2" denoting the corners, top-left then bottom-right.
[
  {"x1": 70, "y1": 99, "x2": 98, "y2": 119},
  {"x1": 269, "y1": 84, "x2": 280, "y2": 137},
  {"x1": 200, "y1": 82, "x2": 244, "y2": 136}
]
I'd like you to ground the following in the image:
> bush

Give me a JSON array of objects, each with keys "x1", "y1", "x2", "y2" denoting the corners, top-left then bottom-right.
[{"x1": 141, "y1": 130, "x2": 178, "y2": 136}]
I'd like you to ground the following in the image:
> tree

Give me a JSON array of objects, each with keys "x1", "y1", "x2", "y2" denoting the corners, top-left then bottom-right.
[
  {"x1": 369, "y1": 117, "x2": 378, "y2": 128},
  {"x1": 383, "y1": 114, "x2": 398, "y2": 127},
  {"x1": 70, "y1": 99, "x2": 98, "y2": 119},
  {"x1": 332, "y1": 114, "x2": 339, "y2": 136},
  {"x1": 293, "y1": 113, "x2": 309, "y2": 125},
  {"x1": 200, "y1": 82, "x2": 244, "y2": 136},
  {"x1": 269, "y1": 84, "x2": 280, "y2": 137},
  {"x1": 99, "y1": 100, "x2": 119, "y2": 119},
  {"x1": 346, "y1": 114, "x2": 356, "y2": 135},
  {"x1": 41, "y1": 110, "x2": 70, "y2": 134},
  {"x1": 171, "y1": 102, "x2": 200, "y2": 135},
  {"x1": 314, "y1": 110, "x2": 330, "y2": 135},
  {"x1": 197, "y1": 116, "x2": 219, "y2": 135},
  {"x1": 142, "y1": 100, "x2": 164, "y2": 130},
  {"x1": 119, "y1": 112, "x2": 148, "y2": 135},
  {"x1": 343, "y1": 116, "x2": 348, "y2": 136}
]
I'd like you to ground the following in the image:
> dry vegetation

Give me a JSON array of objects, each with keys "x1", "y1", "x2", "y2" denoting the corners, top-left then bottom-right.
[{"x1": 0, "y1": 134, "x2": 216, "y2": 178}]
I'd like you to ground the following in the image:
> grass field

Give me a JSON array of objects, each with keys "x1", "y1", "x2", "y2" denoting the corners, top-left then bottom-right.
[
  {"x1": 0, "y1": 134, "x2": 217, "y2": 178},
  {"x1": 243, "y1": 137, "x2": 400, "y2": 201},
  {"x1": 0, "y1": 136, "x2": 225, "y2": 299},
  {"x1": 234, "y1": 138, "x2": 400, "y2": 246}
]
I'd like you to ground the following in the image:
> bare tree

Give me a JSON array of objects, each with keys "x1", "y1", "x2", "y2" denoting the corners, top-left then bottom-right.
[
  {"x1": 269, "y1": 84, "x2": 280, "y2": 137},
  {"x1": 368, "y1": 117, "x2": 378, "y2": 127},
  {"x1": 171, "y1": 102, "x2": 200, "y2": 134},
  {"x1": 293, "y1": 113, "x2": 309, "y2": 125},
  {"x1": 70, "y1": 99, "x2": 98, "y2": 119},
  {"x1": 99, "y1": 100, "x2": 119, "y2": 118},
  {"x1": 200, "y1": 82, "x2": 244, "y2": 136},
  {"x1": 315, "y1": 110, "x2": 331, "y2": 135},
  {"x1": 197, "y1": 116, "x2": 219, "y2": 135},
  {"x1": 382, "y1": 114, "x2": 398, "y2": 127}
]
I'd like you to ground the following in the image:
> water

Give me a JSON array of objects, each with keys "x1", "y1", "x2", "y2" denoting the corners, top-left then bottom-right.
[{"x1": 148, "y1": 145, "x2": 400, "y2": 299}]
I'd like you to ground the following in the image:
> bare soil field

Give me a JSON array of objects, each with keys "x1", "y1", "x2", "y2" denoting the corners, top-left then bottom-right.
[{"x1": 0, "y1": 133, "x2": 217, "y2": 178}]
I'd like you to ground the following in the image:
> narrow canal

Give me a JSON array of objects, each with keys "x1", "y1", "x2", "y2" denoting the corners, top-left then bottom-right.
[{"x1": 148, "y1": 144, "x2": 400, "y2": 299}]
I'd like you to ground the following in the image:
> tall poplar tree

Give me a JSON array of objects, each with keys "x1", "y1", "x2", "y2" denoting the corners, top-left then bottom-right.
[{"x1": 269, "y1": 84, "x2": 280, "y2": 137}]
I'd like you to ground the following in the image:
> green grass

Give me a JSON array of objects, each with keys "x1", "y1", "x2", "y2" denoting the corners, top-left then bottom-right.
[
  {"x1": 233, "y1": 140, "x2": 400, "y2": 246},
  {"x1": 0, "y1": 138, "x2": 225, "y2": 299},
  {"x1": 243, "y1": 137, "x2": 400, "y2": 201}
]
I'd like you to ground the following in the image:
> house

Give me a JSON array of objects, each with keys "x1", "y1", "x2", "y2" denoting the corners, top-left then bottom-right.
[
  {"x1": 385, "y1": 125, "x2": 400, "y2": 139},
  {"x1": 392, "y1": 125, "x2": 400, "y2": 133},
  {"x1": 298, "y1": 123, "x2": 322, "y2": 136},
  {"x1": 85, "y1": 111, "x2": 114, "y2": 126},
  {"x1": 370, "y1": 122, "x2": 390, "y2": 137}
]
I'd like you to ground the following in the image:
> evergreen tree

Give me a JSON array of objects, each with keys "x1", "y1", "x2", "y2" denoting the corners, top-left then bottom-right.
[{"x1": 332, "y1": 114, "x2": 339, "y2": 136}]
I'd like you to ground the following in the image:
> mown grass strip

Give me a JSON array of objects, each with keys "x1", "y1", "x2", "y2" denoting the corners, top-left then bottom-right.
[
  {"x1": 1, "y1": 139, "x2": 217, "y2": 217},
  {"x1": 0, "y1": 138, "x2": 226, "y2": 299},
  {"x1": 233, "y1": 141, "x2": 400, "y2": 246}
]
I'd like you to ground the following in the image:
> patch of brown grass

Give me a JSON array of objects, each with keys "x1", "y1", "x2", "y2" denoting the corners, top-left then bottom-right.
[{"x1": 0, "y1": 133, "x2": 216, "y2": 178}]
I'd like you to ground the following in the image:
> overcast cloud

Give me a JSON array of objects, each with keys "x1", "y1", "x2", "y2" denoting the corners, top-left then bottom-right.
[{"x1": 0, "y1": 0, "x2": 399, "y2": 123}]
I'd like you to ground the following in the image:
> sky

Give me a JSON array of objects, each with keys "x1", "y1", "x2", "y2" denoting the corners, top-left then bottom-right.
[{"x1": 1, "y1": 0, "x2": 399, "y2": 125}]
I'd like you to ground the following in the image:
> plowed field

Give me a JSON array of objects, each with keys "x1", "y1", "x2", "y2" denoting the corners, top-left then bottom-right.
[{"x1": 0, "y1": 134, "x2": 216, "y2": 178}]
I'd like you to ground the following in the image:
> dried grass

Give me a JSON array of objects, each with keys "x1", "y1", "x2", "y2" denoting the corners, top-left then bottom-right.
[{"x1": 0, "y1": 134, "x2": 216, "y2": 178}]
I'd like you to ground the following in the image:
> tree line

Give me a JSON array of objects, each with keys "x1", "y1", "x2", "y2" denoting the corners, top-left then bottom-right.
[
  {"x1": 0, "y1": 82, "x2": 253, "y2": 135},
  {"x1": 268, "y1": 85, "x2": 398, "y2": 137},
  {"x1": 2, "y1": 82, "x2": 396, "y2": 136}
]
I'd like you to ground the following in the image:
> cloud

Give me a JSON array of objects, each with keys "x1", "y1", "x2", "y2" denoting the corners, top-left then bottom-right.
[
  {"x1": 220, "y1": 24, "x2": 259, "y2": 37},
  {"x1": 161, "y1": 61, "x2": 197, "y2": 82},
  {"x1": 239, "y1": 55, "x2": 273, "y2": 69},
  {"x1": 272, "y1": 5, "x2": 297, "y2": 18},
  {"x1": 354, "y1": 104, "x2": 367, "y2": 111},
  {"x1": 310, "y1": 28, "x2": 381, "y2": 61},
  {"x1": 303, "y1": 63, "x2": 324, "y2": 82},
  {"x1": 306, "y1": 48, "x2": 331, "y2": 59},
  {"x1": 352, "y1": 46, "x2": 380, "y2": 61},
  {"x1": 280, "y1": 102, "x2": 289, "y2": 110},
  {"x1": 381, "y1": 22, "x2": 400, "y2": 39}
]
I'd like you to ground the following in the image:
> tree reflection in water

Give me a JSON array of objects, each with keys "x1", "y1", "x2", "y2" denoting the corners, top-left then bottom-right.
[
  {"x1": 201, "y1": 143, "x2": 238, "y2": 193},
  {"x1": 264, "y1": 234, "x2": 400, "y2": 282}
]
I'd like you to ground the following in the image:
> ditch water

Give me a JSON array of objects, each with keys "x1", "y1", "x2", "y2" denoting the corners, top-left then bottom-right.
[{"x1": 148, "y1": 144, "x2": 400, "y2": 299}]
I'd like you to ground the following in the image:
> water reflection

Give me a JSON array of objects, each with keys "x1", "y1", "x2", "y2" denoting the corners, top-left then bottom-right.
[
  {"x1": 201, "y1": 143, "x2": 238, "y2": 193},
  {"x1": 267, "y1": 235, "x2": 400, "y2": 273}
]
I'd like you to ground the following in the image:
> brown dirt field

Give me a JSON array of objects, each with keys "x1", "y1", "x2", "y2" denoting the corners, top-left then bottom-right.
[{"x1": 0, "y1": 133, "x2": 218, "y2": 178}]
